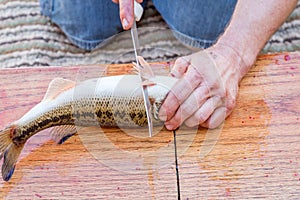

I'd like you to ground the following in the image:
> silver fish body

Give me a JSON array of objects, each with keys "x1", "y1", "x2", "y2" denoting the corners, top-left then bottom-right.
[
  {"x1": 9, "y1": 75, "x2": 178, "y2": 147},
  {"x1": 0, "y1": 55, "x2": 178, "y2": 182},
  {"x1": 0, "y1": 74, "x2": 177, "y2": 181},
  {"x1": 0, "y1": 75, "x2": 177, "y2": 181}
]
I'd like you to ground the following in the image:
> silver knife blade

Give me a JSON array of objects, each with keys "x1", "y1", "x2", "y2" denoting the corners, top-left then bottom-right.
[{"x1": 131, "y1": 20, "x2": 153, "y2": 137}]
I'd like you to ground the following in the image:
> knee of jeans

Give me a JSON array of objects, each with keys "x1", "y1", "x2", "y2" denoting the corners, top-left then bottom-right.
[
  {"x1": 61, "y1": 23, "x2": 122, "y2": 50},
  {"x1": 40, "y1": 0, "x2": 52, "y2": 17},
  {"x1": 153, "y1": 0, "x2": 237, "y2": 47},
  {"x1": 41, "y1": 0, "x2": 123, "y2": 50}
]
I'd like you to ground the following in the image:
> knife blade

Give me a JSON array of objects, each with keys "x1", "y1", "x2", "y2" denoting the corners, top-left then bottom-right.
[{"x1": 131, "y1": 1, "x2": 153, "y2": 137}]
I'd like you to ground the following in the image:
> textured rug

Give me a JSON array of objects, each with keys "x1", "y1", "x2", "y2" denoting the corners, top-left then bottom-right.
[{"x1": 0, "y1": 0, "x2": 299, "y2": 68}]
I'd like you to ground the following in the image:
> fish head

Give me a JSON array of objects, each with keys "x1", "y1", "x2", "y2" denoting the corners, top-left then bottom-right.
[
  {"x1": 147, "y1": 96, "x2": 163, "y2": 121},
  {"x1": 147, "y1": 76, "x2": 178, "y2": 122}
]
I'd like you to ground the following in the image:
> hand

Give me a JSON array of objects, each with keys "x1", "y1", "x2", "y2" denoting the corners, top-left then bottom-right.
[
  {"x1": 112, "y1": 0, "x2": 143, "y2": 30},
  {"x1": 159, "y1": 45, "x2": 245, "y2": 130}
]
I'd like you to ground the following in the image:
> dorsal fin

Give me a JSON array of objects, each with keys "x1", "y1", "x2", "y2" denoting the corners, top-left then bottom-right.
[
  {"x1": 43, "y1": 78, "x2": 75, "y2": 101},
  {"x1": 133, "y1": 56, "x2": 155, "y2": 80}
]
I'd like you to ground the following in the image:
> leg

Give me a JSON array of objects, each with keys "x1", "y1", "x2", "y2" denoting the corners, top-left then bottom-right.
[
  {"x1": 152, "y1": 0, "x2": 237, "y2": 49},
  {"x1": 40, "y1": 0, "x2": 122, "y2": 50}
]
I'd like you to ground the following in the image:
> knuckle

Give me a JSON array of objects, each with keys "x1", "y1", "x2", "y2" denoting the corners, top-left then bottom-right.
[
  {"x1": 195, "y1": 86, "x2": 210, "y2": 102},
  {"x1": 190, "y1": 67, "x2": 202, "y2": 79},
  {"x1": 167, "y1": 92, "x2": 180, "y2": 108},
  {"x1": 186, "y1": 70, "x2": 201, "y2": 88},
  {"x1": 181, "y1": 103, "x2": 194, "y2": 117},
  {"x1": 225, "y1": 97, "x2": 236, "y2": 111},
  {"x1": 214, "y1": 87, "x2": 226, "y2": 98},
  {"x1": 120, "y1": 3, "x2": 132, "y2": 15},
  {"x1": 172, "y1": 114, "x2": 183, "y2": 125}
]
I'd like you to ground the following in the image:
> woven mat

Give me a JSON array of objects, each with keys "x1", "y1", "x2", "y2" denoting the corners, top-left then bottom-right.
[{"x1": 0, "y1": 0, "x2": 299, "y2": 68}]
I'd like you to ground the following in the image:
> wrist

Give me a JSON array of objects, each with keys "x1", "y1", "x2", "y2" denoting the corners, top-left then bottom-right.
[{"x1": 209, "y1": 42, "x2": 255, "y2": 82}]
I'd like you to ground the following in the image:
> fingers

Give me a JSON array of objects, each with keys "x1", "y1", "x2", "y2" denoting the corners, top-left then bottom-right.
[
  {"x1": 119, "y1": 0, "x2": 134, "y2": 30},
  {"x1": 159, "y1": 66, "x2": 202, "y2": 122},
  {"x1": 116, "y1": 0, "x2": 144, "y2": 29},
  {"x1": 164, "y1": 85, "x2": 210, "y2": 130},
  {"x1": 160, "y1": 50, "x2": 238, "y2": 130},
  {"x1": 112, "y1": 0, "x2": 144, "y2": 5},
  {"x1": 201, "y1": 107, "x2": 227, "y2": 129},
  {"x1": 170, "y1": 56, "x2": 191, "y2": 78},
  {"x1": 184, "y1": 96, "x2": 223, "y2": 128}
]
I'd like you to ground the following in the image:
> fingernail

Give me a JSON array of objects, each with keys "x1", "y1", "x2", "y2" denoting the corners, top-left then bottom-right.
[
  {"x1": 122, "y1": 18, "x2": 129, "y2": 29},
  {"x1": 165, "y1": 124, "x2": 174, "y2": 130},
  {"x1": 158, "y1": 108, "x2": 167, "y2": 121},
  {"x1": 165, "y1": 122, "x2": 177, "y2": 130}
]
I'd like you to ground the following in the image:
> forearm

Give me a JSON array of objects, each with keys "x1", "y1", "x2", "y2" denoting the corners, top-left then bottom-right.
[{"x1": 214, "y1": 0, "x2": 297, "y2": 79}]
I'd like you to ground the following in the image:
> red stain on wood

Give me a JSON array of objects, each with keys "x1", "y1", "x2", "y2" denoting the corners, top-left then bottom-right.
[
  {"x1": 284, "y1": 54, "x2": 291, "y2": 61},
  {"x1": 225, "y1": 188, "x2": 231, "y2": 196}
]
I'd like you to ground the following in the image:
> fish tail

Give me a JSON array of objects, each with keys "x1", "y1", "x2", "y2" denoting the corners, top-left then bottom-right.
[
  {"x1": 0, "y1": 127, "x2": 24, "y2": 181},
  {"x1": 0, "y1": 128, "x2": 11, "y2": 154}
]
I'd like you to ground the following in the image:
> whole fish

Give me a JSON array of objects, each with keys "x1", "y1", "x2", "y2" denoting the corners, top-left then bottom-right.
[{"x1": 0, "y1": 57, "x2": 177, "y2": 181}]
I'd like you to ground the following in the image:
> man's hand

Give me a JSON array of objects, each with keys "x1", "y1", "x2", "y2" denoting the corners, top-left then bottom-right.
[
  {"x1": 158, "y1": 0, "x2": 297, "y2": 130},
  {"x1": 159, "y1": 45, "x2": 243, "y2": 130},
  {"x1": 112, "y1": 0, "x2": 143, "y2": 30}
]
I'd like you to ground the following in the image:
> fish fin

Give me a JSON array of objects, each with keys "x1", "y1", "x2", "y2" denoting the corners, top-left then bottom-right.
[
  {"x1": 50, "y1": 125, "x2": 78, "y2": 144},
  {"x1": 1, "y1": 143, "x2": 24, "y2": 181},
  {"x1": 43, "y1": 78, "x2": 76, "y2": 101},
  {"x1": 0, "y1": 128, "x2": 12, "y2": 159},
  {"x1": 142, "y1": 80, "x2": 156, "y2": 87},
  {"x1": 133, "y1": 56, "x2": 155, "y2": 81}
]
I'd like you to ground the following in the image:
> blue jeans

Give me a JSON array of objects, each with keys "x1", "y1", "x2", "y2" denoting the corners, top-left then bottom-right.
[{"x1": 40, "y1": 0, "x2": 237, "y2": 50}]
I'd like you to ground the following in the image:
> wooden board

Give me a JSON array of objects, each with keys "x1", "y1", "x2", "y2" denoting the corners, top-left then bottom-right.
[
  {"x1": 0, "y1": 53, "x2": 299, "y2": 199},
  {"x1": 178, "y1": 52, "x2": 300, "y2": 199},
  {"x1": 0, "y1": 63, "x2": 178, "y2": 200}
]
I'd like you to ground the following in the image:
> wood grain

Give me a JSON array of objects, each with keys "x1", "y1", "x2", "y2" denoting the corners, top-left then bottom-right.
[
  {"x1": 178, "y1": 52, "x2": 300, "y2": 199},
  {"x1": 0, "y1": 63, "x2": 177, "y2": 200},
  {"x1": 0, "y1": 53, "x2": 299, "y2": 199}
]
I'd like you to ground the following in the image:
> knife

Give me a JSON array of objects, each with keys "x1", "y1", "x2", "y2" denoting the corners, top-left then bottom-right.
[{"x1": 131, "y1": 1, "x2": 153, "y2": 137}]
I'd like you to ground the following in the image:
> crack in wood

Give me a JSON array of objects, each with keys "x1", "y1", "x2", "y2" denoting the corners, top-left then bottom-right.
[{"x1": 173, "y1": 130, "x2": 181, "y2": 200}]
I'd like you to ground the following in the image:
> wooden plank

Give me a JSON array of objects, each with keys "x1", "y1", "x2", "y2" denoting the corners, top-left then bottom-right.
[
  {"x1": 0, "y1": 52, "x2": 299, "y2": 199},
  {"x1": 0, "y1": 63, "x2": 178, "y2": 199},
  {"x1": 178, "y1": 52, "x2": 300, "y2": 199}
]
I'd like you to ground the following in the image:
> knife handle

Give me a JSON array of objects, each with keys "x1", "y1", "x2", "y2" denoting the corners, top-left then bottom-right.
[{"x1": 134, "y1": 1, "x2": 144, "y2": 22}]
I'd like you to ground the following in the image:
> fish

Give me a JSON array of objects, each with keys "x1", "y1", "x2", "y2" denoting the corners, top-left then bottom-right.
[{"x1": 0, "y1": 56, "x2": 178, "y2": 181}]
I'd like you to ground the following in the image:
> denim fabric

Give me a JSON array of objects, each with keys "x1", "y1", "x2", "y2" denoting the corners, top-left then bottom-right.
[
  {"x1": 40, "y1": 0, "x2": 123, "y2": 50},
  {"x1": 40, "y1": 0, "x2": 237, "y2": 50},
  {"x1": 152, "y1": 0, "x2": 237, "y2": 48}
]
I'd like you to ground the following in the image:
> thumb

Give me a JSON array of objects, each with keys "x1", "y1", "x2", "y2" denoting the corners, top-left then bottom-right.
[{"x1": 119, "y1": 0, "x2": 134, "y2": 30}]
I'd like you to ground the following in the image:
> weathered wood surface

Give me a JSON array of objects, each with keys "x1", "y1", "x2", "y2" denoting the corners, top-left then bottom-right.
[
  {"x1": 178, "y1": 52, "x2": 300, "y2": 199},
  {"x1": 0, "y1": 52, "x2": 299, "y2": 199}
]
